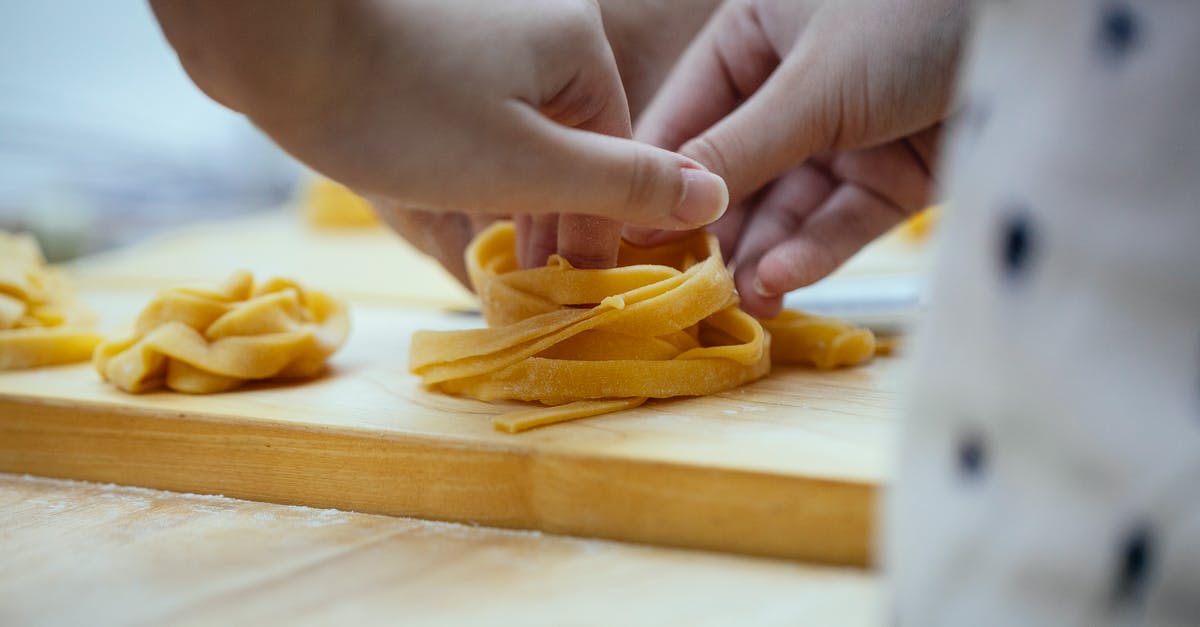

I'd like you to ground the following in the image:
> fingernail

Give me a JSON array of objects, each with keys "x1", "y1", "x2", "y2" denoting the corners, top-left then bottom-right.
[
  {"x1": 673, "y1": 169, "x2": 728, "y2": 227},
  {"x1": 752, "y1": 277, "x2": 776, "y2": 298}
]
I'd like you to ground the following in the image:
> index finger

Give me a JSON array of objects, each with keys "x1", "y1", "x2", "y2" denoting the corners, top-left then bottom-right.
[{"x1": 634, "y1": 1, "x2": 781, "y2": 151}]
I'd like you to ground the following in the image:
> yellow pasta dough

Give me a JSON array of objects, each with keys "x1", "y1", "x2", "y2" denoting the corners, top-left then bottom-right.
[
  {"x1": 899, "y1": 205, "x2": 940, "y2": 242},
  {"x1": 0, "y1": 231, "x2": 102, "y2": 370},
  {"x1": 303, "y1": 178, "x2": 380, "y2": 228},
  {"x1": 410, "y1": 222, "x2": 875, "y2": 433},
  {"x1": 94, "y1": 271, "x2": 349, "y2": 393}
]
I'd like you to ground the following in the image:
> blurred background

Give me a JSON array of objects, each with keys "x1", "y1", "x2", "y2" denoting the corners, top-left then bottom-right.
[{"x1": 0, "y1": 0, "x2": 302, "y2": 261}]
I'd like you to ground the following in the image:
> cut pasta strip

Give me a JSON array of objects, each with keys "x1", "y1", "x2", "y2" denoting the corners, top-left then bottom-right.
[
  {"x1": 410, "y1": 222, "x2": 877, "y2": 433},
  {"x1": 494, "y1": 397, "x2": 647, "y2": 433}
]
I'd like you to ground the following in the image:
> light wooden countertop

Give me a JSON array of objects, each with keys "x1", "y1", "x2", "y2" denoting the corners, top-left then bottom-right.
[{"x1": 1, "y1": 474, "x2": 880, "y2": 626}]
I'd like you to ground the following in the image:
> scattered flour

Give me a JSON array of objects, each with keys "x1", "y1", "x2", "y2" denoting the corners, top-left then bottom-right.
[
  {"x1": 3, "y1": 473, "x2": 611, "y2": 548},
  {"x1": 4, "y1": 474, "x2": 541, "y2": 539},
  {"x1": 6, "y1": 473, "x2": 350, "y2": 526}
]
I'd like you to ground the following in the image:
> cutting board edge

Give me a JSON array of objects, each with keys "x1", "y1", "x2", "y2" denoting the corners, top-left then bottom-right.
[
  {"x1": 0, "y1": 390, "x2": 526, "y2": 455},
  {"x1": 0, "y1": 396, "x2": 877, "y2": 567},
  {"x1": 0, "y1": 388, "x2": 888, "y2": 482}
]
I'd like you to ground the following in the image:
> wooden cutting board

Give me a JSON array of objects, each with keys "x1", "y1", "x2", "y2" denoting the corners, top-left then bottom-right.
[{"x1": 0, "y1": 212, "x2": 910, "y2": 566}]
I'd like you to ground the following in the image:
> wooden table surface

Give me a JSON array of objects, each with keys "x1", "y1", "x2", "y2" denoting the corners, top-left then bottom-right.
[{"x1": 0, "y1": 473, "x2": 881, "y2": 626}]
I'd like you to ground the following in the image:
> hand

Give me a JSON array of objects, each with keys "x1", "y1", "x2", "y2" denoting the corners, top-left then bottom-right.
[
  {"x1": 633, "y1": 0, "x2": 965, "y2": 317},
  {"x1": 379, "y1": 0, "x2": 725, "y2": 286},
  {"x1": 599, "y1": 0, "x2": 724, "y2": 118},
  {"x1": 369, "y1": 0, "x2": 723, "y2": 286},
  {"x1": 151, "y1": 0, "x2": 728, "y2": 276}
]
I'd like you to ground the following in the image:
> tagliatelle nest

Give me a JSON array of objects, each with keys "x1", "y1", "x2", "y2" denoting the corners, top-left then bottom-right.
[
  {"x1": 94, "y1": 271, "x2": 349, "y2": 393},
  {"x1": 0, "y1": 231, "x2": 101, "y2": 370},
  {"x1": 409, "y1": 222, "x2": 876, "y2": 433}
]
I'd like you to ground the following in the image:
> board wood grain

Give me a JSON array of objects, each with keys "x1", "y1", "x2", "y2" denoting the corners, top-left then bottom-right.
[{"x1": 0, "y1": 212, "x2": 908, "y2": 566}]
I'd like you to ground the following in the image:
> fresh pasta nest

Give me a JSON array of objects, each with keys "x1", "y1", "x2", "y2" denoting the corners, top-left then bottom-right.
[
  {"x1": 0, "y1": 231, "x2": 101, "y2": 370},
  {"x1": 95, "y1": 271, "x2": 349, "y2": 393},
  {"x1": 409, "y1": 222, "x2": 876, "y2": 432}
]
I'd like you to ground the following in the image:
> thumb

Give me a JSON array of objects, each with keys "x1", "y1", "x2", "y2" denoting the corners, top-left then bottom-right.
[{"x1": 510, "y1": 107, "x2": 730, "y2": 231}]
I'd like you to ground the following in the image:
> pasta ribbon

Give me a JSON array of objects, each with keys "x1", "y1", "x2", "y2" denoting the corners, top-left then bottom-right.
[
  {"x1": 899, "y1": 205, "x2": 940, "y2": 242},
  {"x1": 95, "y1": 271, "x2": 349, "y2": 393},
  {"x1": 0, "y1": 232, "x2": 101, "y2": 369},
  {"x1": 304, "y1": 178, "x2": 379, "y2": 228},
  {"x1": 410, "y1": 222, "x2": 875, "y2": 433}
]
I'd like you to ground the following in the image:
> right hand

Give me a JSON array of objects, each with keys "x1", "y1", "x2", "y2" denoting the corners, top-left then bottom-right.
[
  {"x1": 632, "y1": 0, "x2": 966, "y2": 317},
  {"x1": 151, "y1": 0, "x2": 729, "y2": 284},
  {"x1": 375, "y1": 0, "x2": 727, "y2": 286},
  {"x1": 372, "y1": 0, "x2": 720, "y2": 284}
]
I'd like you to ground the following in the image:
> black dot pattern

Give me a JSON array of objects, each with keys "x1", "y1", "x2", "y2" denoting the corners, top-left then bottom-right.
[
  {"x1": 1000, "y1": 213, "x2": 1035, "y2": 280},
  {"x1": 957, "y1": 432, "x2": 986, "y2": 479},
  {"x1": 1112, "y1": 523, "x2": 1154, "y2": 606},
  {"x1": 1099, "y1": 3, "x2": 1140, "y2": 62}
]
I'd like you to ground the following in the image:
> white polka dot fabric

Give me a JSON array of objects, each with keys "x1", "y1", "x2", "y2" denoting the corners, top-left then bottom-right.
[{"x1": 884, "y1": 2, "x2": 1200, "y2": 625}]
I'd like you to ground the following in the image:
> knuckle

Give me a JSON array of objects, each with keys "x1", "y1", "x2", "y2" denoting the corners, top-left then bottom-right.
[
  {"x1": 541, "y1": 71, "x2": 612, "y2": 128},
  {"x1": 682, "y1": 135, "x2": 736, "y2": 184},
  {"x1": 768, "y1": 241, "x2": 835, "y2": 290},
  {"x1": 832, "y1": 201, "x2": 878, "y2": 242},
  {"x1": 557, "y1": 0, "x2": 604, "y2": 37},
  {"x1": 536, "y1": 0, "x2": 604, "y2": 54},
  {"x1": 622, "y1": 147, "x2": 675, "y2": 217}
]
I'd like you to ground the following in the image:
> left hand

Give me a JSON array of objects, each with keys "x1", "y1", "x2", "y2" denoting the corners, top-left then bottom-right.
[{"x1": 630, "y1": 0, "x2": 964, "y2": 318}]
